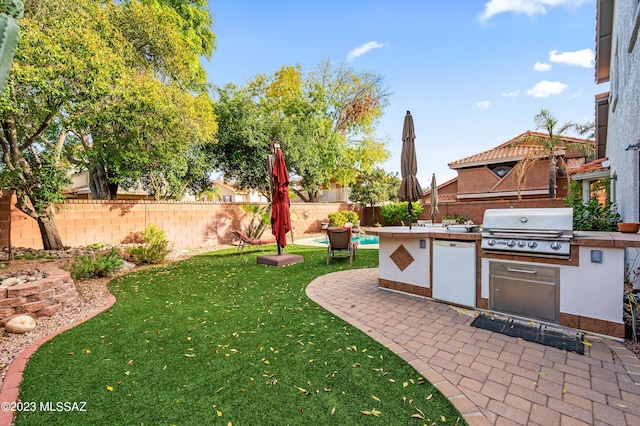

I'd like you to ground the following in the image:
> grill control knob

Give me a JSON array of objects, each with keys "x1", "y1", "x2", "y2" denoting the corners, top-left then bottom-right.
[
  {"x1": 487, "y1": 239, "x2": 497, "y2": 246},
  {"x1": 550, "y1": 242, "x2": 562, "y2": 251},
  {"x1": 507, "y1": 240, "x2": 516, "y2": 248},
  {"x1": 517, "y1": 241, "x2": 526, "y2": 248},
  {"x1": 528, "y1": 241, "x2": 538, "y2": 249}
]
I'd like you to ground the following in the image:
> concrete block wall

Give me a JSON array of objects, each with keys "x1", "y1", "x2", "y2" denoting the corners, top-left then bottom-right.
[{"x1": 0, "y1": 193, "x2": 352, "y2": 252}]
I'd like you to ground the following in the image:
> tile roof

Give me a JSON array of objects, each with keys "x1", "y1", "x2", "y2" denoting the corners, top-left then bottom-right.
[
  {"x1": 570, "y1": 157, "x2": 609, "y2": 175},
  {"x1": 448, "y1": 131, "x2": 592, "y2": 169},
  {"x1": 423, "y1": 176, "x2": 458, "y2": 201}
]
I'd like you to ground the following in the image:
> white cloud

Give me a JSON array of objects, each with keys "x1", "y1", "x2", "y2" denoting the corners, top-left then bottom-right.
[
  {"x1": 525, "y1": 80, "x2": 568, "y2": 98},
  {"x1": 476, "y1": 100, "x2": 491, "y2": 109},
  {"x1": 534, "y1": 62, "x2": 552, "y2": 71},
  {"x1": 549, "y1": 48, "x2": 595, "y2": 68},
  {"x1": 346, "y1": 41, "x2": 386, "y2": 62},
  {"x1": 502, "y1": 90, "x2": 520, "y2": 97},
  {"x1": 479, "y1": 0, "x2": 590, "y2": 22}
]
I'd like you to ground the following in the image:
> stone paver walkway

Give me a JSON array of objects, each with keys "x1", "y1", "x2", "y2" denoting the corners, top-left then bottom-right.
[{"x1": 306, "y1": 268, "x2": 640, "y2": 425}]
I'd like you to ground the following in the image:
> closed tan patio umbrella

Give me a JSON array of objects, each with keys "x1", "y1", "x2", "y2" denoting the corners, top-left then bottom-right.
[
  {"x1": 398, "y1": 111, "x2": 423, "y2": 229},
  {"x1": 430, "y1": 173, "x2": 439, "y2": 223}
]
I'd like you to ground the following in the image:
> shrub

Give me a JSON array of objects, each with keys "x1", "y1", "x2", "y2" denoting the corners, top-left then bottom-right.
[
  {"x1": 328, "y1": 210, "x2": 359, "y2": 227},
  {"x1": 442, "y1": 214, "x2": 467, "y2": 224},
  {"x1": 124, "y1": 224, "x2": 171, "y2": 265},
  {"x1": 379, "y1": 202, "x2": 423, "y2": 225},
  {"x1": 70, "y1": 248, "x2": 124, "y2": 280},
  {"x1": 564, "y1": 181, "x2": 620, "y2": 231}
]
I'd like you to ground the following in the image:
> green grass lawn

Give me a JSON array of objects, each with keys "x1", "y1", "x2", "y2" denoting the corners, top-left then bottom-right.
[{"x1": 16, "y1": 245, "x2": 466, "y2": 425}]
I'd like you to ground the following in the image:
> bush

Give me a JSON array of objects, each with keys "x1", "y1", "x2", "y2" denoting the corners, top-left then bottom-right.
[
  {"x1": 442, "y1": 214, "x2": 467, "y2": 224},
  {"x1": 328, "y1": 210, "x2": 359, "y2": 227},
  {"x1": 124, "y1": 224, "x2": 171, "y2": 265},
  {"x1": 379, "y1": 202, "x2": 423, "y2": 226},
  {"x1": 70, "y1": 248, "x2": 124, "y2": 280},
  {"x1": 564, "y1": 181, "x2": 620, "y2": 231}
]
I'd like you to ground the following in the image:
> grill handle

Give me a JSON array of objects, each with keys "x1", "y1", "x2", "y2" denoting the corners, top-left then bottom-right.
[
  {"x1": 506, "y1": 267, "x2": 538, "y2": 274},
  {"x1": 485, "y1": 229, "x2": 564, "y2": 238}
]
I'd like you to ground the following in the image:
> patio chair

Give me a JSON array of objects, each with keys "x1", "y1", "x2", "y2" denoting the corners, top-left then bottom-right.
[
  {"x1": 326, "y1": 227, "x2": 358, "y2": 266},
  {"x1": 230, "y1": 229, "x2": 276, "y2": 252}
]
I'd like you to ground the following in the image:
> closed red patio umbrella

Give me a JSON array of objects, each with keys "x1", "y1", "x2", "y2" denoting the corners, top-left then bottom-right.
[{"x1": 270, "y1": 146, "x2": 291, "y2": 254}]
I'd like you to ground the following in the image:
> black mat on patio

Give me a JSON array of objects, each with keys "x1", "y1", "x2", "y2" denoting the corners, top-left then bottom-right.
[{"x1": 471, "y1": 313, "x2": 585, "y2": 355}]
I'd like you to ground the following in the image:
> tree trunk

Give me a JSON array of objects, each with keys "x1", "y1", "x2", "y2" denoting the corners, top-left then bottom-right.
[
  {"x1": 36, "y1": 213, "x2": 65, "y2": 250},
  {"x1": 549, "y1": 156, "x2": 557, "y2": 198},
  {"x1": 13, "y1": 192, "x2": 65, "y2": 250},
  {"x1": 89, "y1": 165, "x2": 118, "y2": 199}
]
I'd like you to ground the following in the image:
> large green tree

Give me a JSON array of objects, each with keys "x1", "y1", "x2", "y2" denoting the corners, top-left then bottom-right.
[
  {"x1": 350, "y1": 167, "x2": 400, "y2": 224},
  {"x1": 211, "y1": 83, "x2": 273, "y2": 199},
  {"x1": 514, "y1": 109, "x2": 595, "y2": 199},
  {"x1": 214, "y1": 61, "x2": 390, "y2": 202},
  {"x1": 63, "y1": 0, "x2": 217, "y2": 200},
  {"x1": 0, "y1": 0, "x2": 216, "y2": 249}
]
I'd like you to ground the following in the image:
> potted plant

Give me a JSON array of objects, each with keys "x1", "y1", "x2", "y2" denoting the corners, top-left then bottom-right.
[{"x1": 618, "y1": 222, "x2": 640, "y2": 233}]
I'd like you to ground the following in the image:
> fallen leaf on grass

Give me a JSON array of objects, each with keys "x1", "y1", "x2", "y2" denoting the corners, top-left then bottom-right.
[
  {"x1": 106, "y1": 386, "x2": 113, "y2": 392},
  {"x1": 361, "y1": 408, "x2": 381, "y2": 417},
  {"x1": 411, "y1": 407, "x2": 425, "y2": 419},
  {"x1": 331, "y1": 407, "x2": 335, "y2": 415},
  {"x1": 371, "y1": 395, "x2": 380, "y2": 402}
]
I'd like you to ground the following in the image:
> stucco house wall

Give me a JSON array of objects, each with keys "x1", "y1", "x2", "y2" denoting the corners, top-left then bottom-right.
[{"x1": 603, "y1": 0, "x2": 640, "y2": 222}]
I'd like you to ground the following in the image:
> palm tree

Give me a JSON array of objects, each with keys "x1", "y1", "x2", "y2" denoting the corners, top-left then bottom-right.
[{"x1": 513, "y1": 109, "x2": 595, "y2": 199}]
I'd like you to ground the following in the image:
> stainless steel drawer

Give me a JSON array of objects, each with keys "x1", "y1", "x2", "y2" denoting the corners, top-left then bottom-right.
[{"x1": 489, "y1": 261, "x2": 560, "y2": 323}]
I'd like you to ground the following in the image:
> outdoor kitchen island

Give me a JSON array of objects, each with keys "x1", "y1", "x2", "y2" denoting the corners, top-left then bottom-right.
[{"x1": 365, "y1": 225, "x2": 640, "y2": 338}]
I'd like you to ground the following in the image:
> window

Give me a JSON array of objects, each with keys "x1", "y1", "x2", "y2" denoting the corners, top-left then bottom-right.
[
  {"x1": 222, "y1": 195, "x2": 232, "y2": 202},
  {"x1": 489, "y1": 162, "x2": 516, "y2": 178}
]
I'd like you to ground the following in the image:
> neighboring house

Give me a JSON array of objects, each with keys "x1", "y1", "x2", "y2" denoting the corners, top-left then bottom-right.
[
  {"x1": 569, "y1": 157, "x2": 611, "y2": 204},
  {"x1": 595, "y1": 0, "x2": 640, "y2": 223},
  {"x1": 318, "y1": 180, "x2": 352, "y2": 203},
  {"x1": 66, "y1": 170, "x2": 149, "y2": 200},
  {"x1": 421, "y1": 131, "x2": 593, "y2": 223},
  {"x1": 209, "y1": 180, "x2": 268, "y2": 203}
]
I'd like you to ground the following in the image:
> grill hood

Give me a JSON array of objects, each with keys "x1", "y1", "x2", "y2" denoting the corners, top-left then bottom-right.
[{"x1": 482, "y1": 208, "x2": 574, "y2": 240}]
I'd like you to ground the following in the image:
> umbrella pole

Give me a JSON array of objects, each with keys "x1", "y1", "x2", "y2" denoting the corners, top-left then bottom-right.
[{"x1": 408, "y1": 202, "x2": 413, "y2": 229}]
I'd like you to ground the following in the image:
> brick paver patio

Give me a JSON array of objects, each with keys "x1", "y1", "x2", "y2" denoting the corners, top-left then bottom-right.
[{"x1": 306, "y1": 268, "x2": 640, "y2": 425}]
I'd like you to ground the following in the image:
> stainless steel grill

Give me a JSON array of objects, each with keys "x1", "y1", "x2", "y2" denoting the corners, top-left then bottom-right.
[{"x1": 481, "y1": 208, "x2": 574, "y2": 259}]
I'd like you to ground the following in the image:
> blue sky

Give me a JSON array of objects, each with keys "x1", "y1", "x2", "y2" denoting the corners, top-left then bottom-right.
[{"x1": 204, "y1": 0, "x2": 604, "y2": 187}]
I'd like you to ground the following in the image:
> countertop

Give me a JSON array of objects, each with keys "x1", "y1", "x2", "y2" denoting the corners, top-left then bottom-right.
[{"x1": 364, "y1": 226, "x2": 640, "y2": 248}]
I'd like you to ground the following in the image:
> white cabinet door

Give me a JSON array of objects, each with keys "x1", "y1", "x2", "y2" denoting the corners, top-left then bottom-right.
[{"x1": 432, "y1": 240, "x2": 476, "y2": 307}]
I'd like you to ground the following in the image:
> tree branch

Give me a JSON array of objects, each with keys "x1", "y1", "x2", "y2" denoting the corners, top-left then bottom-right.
[{"x1": 20, "y1": 107, "x2": 60, "y2": 151}]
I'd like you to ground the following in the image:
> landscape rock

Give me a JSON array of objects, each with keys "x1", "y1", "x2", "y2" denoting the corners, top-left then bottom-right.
[
  {"x1": 5, "y1": 315, "x2": 36, "y2": 333},
  {"x1": 1, "y1": 277, "x2": 20, "y2": 287}
]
